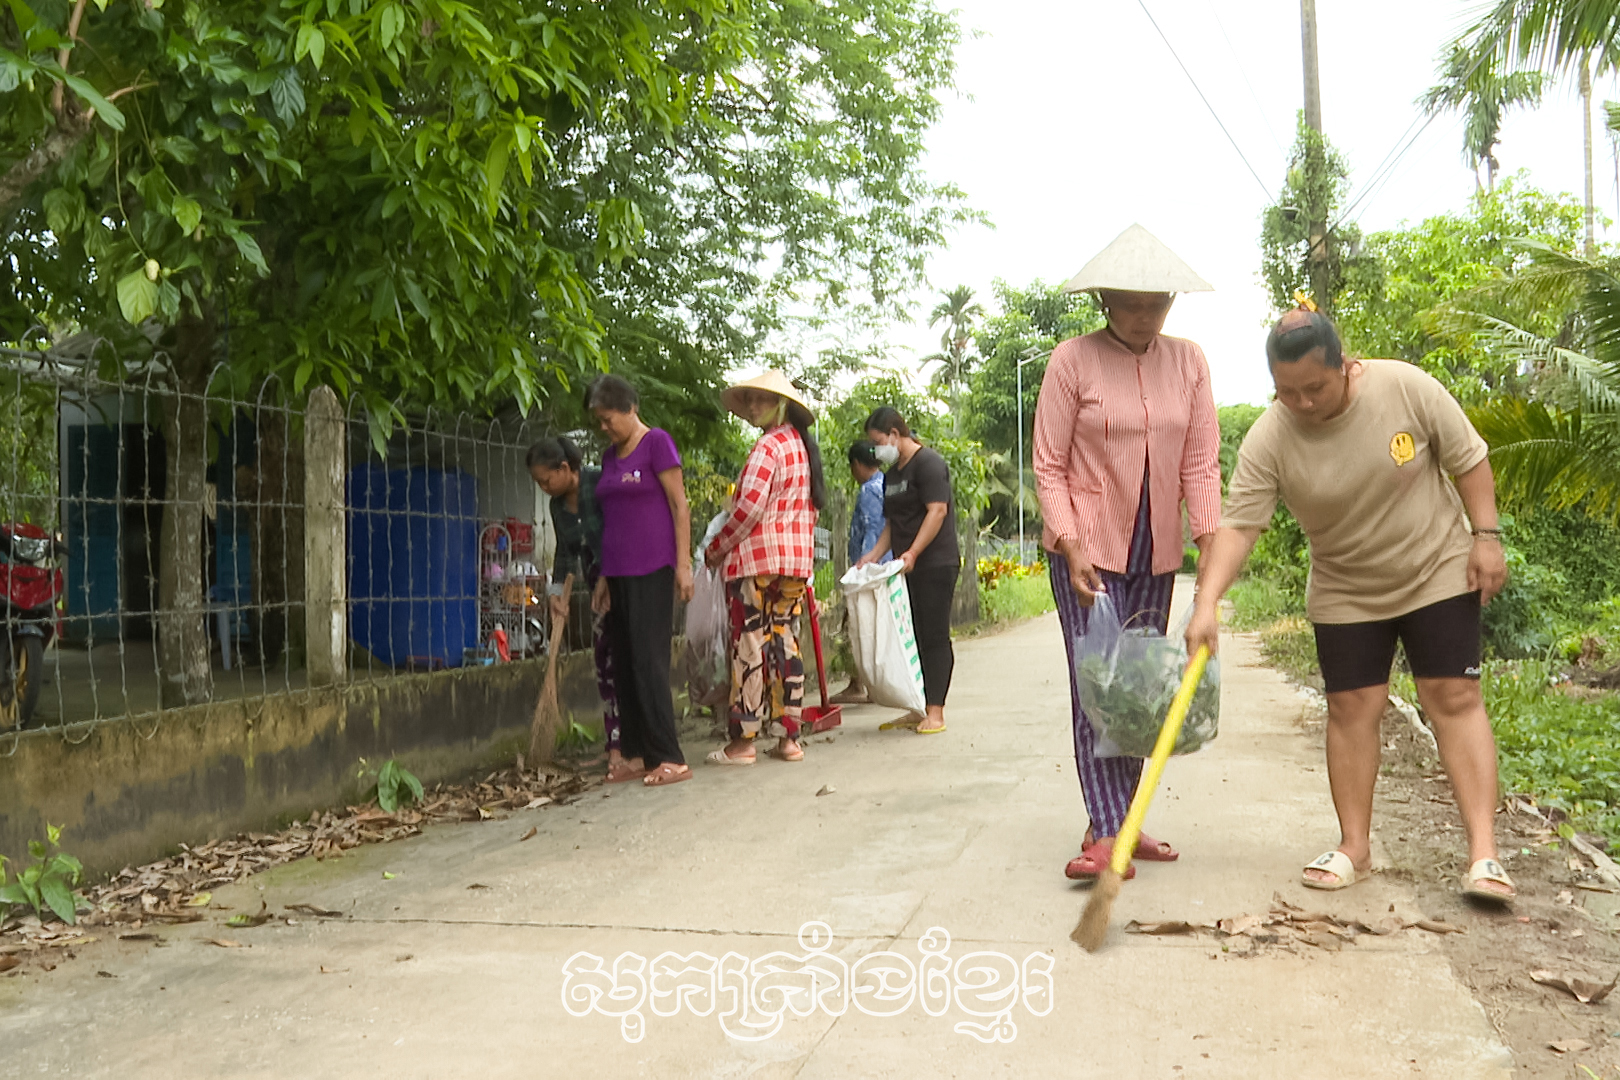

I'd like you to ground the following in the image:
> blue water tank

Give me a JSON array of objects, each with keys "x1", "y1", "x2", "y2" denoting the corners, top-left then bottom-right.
[{"x1": 347, "y1": 466, "x2": 479, "y2": 669}]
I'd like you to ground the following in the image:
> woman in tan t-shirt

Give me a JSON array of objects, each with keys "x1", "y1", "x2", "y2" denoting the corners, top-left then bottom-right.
[{"x1": 1187, "y1": 308, "x2": 1515, "y2": 904}]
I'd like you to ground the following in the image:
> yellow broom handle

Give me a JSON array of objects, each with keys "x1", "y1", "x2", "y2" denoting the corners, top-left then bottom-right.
[{"x1": 1110, "y1": 645, "x2": 1210, "y2": 877}]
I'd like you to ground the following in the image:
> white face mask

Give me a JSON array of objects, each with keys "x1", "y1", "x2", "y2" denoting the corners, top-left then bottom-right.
[{"x1": 872, "y1": 443, "x2": 900, "y2": 466}]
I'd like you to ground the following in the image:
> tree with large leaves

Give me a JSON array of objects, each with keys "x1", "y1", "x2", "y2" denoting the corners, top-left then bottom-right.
[
  {"x1": 1419, "y1": 44, "x2": 1544, "y2": 192},
  {"x1": 919, "y1": 285, "x2": 983, "y2": 433},
  {"x1": 2, "y1": 0, "x2": 970, "y2": 703}
]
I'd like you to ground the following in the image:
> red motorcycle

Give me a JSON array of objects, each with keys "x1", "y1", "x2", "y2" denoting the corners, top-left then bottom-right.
[{"x1": 0, "y1": 523, "x2": 63, "y2": 731}]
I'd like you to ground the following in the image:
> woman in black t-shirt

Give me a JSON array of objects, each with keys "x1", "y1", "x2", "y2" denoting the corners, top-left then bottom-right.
[
  {"x1": 527, "y1": 437, "x2": 622, "y2": 779},
  {"x1": 854, "y1": 407, "x2": 960, "y2": 734}
]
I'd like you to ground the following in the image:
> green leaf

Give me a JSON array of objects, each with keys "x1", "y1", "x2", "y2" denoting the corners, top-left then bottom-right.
[
  {"x1": 27, "y1": 839, "x2": 43, "y2": 860},
  {"x1": 269, "y1": 69, "x2": 305, "y2": 123},
  {"x1": 0, "y1": 883, "x2": 26, "y2": 906},
  {"x1": 296, "y1": 24, "x2": 326, "y2": 70},
  {"x1": 172, "y1": 196, "x2": 202, "y2": 234},
  {"x1": 231, "y1": 231, "x2": 269, "y2": 276},
  {"x1": 116, "y1": 270, "x2": 159, "y2": 324},
  {"x1": 483, "y1": 131, "x2": 513, "y2": 217},
  {"x1": 57, "y1": 70, "x2": 125, "y2": 132},
  {"x1": 38, "y1": 876, "x2": 75, "y2": 924}
]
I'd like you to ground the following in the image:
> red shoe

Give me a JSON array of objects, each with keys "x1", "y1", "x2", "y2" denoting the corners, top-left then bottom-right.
[{"x1": 1065, "y1": 838, "x2": 1138, "y2": 881}]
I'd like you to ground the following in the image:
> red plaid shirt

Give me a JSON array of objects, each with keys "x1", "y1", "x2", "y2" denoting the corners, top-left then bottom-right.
[{"x1": 709, "y1": 425, "x2": 817, "y2": 581}]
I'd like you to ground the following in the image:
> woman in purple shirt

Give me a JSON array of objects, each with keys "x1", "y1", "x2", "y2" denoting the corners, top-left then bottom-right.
[{"x1": 588, "y1": 374, "x2": 695, "y2": 787}]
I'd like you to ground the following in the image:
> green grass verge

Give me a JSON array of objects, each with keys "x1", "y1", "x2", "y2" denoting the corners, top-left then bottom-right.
[
  {"x1": 1227, "y1": 576, "x2": 1318, "y2": 685},
  {"x1": 978, "y1": 573, "x2": 1055, "y2": 627}
]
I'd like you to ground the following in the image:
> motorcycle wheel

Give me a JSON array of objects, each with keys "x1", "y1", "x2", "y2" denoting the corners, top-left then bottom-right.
[{"x1": 11, "y1": 636, "x2": 43, "y2": 728}]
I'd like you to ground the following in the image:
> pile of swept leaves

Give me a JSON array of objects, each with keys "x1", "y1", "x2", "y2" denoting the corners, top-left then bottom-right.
[
  {"x1": 1125, "y1": 893, "x2": 1468, "y2": 955},
  {"x1": 0, "y1": 764, "x2": 598, "y2": 969}
]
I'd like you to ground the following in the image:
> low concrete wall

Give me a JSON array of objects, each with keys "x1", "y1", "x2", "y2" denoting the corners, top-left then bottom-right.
[{"x1": 0, "y1": 652, "x2": 604, "y2": 877}]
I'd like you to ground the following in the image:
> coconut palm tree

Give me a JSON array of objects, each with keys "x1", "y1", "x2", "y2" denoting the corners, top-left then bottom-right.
[
  {"x1": 1420, "y1": 45, "x2": 1544, "y2": 192},
  {"x1": 1432, "y1": 241, "x2": 1620, "y2": 519},
  {"x1": 920, "y1": 285, "x2": 984, "y2": 434},
  {"x1": 1455, "y1": 2, "x2": 1620, "y2": 253}
]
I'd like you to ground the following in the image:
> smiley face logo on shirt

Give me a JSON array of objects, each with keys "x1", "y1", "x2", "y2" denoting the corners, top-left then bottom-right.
[{"x1": 1389, "y1": 431, "x2": 1416, "y2": 467}]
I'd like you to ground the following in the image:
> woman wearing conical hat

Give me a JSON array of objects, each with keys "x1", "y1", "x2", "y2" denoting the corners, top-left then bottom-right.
[
  {"x1": 1032, "y1": 225, "x2": 1222, "y2": 882},
  {"x1": 704, "y1": 371, "x2": 827, "y2": 765}
]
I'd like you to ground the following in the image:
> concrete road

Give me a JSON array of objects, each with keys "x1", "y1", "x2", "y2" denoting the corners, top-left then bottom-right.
[{"x1": 0, "y1": 593, "x2": 1512, "y2": 1078}]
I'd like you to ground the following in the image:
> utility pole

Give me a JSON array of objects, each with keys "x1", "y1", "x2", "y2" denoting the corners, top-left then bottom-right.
[
  {"x1": 1300, "y1": 0, "x2": 1332, "y2": 309},
  {"x1": 1582, "y1": 57, "x2": 1596, "y2": 256}
]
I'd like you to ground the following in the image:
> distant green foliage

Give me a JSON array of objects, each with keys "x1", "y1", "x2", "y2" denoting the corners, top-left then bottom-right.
[
  {"x1": 1259, "y1": 115, "x2": 1377, "y2": 316},
  {"x1": 978, "y1": 570, "x2": 1054, "y2": 626}
]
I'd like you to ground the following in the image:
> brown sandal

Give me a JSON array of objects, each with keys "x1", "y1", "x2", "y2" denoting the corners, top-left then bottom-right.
[
  {"x1": 642, "y1": 763, "x2": 693, "y2": 787},
  {"x1": 605, "y1": 762, "x2": 647, "y2": 784}
]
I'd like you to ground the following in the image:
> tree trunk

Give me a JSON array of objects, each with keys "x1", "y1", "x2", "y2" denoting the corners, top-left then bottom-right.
[
  {"x1": 156, "y1": 312, "x2": 215, "y2": 707},
  {"x1": 951, "y1": 516, "x2": 980, "y2": 626},
  {"x1": 1583, "y1": 59, "x2": 1596, "y2": 256}
]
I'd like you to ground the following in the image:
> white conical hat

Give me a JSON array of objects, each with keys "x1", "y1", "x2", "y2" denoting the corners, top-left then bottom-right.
[{"x1": 1062, "y1": 224, "x2": 1214, "y2": 294}]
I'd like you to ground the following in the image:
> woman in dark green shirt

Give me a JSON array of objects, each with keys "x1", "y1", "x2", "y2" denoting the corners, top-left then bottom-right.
[{"x1": 528, "y1": 437, "x2": 624, "y2": 779}]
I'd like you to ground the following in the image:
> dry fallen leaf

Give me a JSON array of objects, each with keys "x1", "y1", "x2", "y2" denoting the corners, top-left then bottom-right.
[
  {"x1": 523, "y1": 797, "x2": 553, "y2": 810},
  {"x1": 319, "y1": 965, "x2": 349, "y2": 975},
  {"x1": 1125, "y1": 921, "x2": 1200, "y2": 936},
  {"x1": 1548, "y1": 1039, "x2": 1593, "y2": 1054},
  {"x1": 0, "y1": 956, "x2": 18, "y2": 973},
  {"x1": 1530, "y1": 970, "x2": 1618, "y2": 1004},
  {"x1": 207, "y1": 938, "x2": 247, "y2": 948},
  {"x1": 519, "y1": 827, "x2": 537, "y2": 842},
  {"x1": 1218, "y1": 915, "x2": 1263, "y2": 937},
  {"x1": 285, "y1": 904, "x2": 344, "y2": 919},
  {"x1": 96, "y1": 970, "x2": 116, "y2": 978},
  {"x1": 186, "y1": 892, "x2": 213, "y2": 908},
  {"x1": 1298, "y1": 931, "x2": 1346, "y2": 952},
  {"x1": 1412, "y1": 919, "x2": 1467, "y2": 935},
  {"x1": 118, "y1": 933, "x2": 157, "y2": 942},
  {"x1": 466, "y1": 883, "x2": 490, "y2": 890},
  {"x1": 226, "y1": 901, "x2": 272, "y2": 929},
  {"x1": 815, "y1": 785, "x2": 836, "y2": 797}
]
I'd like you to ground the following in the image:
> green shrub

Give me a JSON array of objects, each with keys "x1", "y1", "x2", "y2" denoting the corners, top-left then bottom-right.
[
  {"x1": 0, "y1": 825, "x2": 84, "y2": 925},
  {"x1": 979, "y1": 572, "x2": 1055, "y2": 625}
]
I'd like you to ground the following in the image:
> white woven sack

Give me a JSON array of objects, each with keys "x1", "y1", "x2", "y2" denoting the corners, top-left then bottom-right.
[{"x1": 839, "y1": 562, "x2": 926, "y2": 714}]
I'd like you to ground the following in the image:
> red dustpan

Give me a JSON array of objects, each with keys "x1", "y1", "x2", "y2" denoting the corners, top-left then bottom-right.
[{"x1": 801, "y1": 590, "x2": 843, "y2": 734}]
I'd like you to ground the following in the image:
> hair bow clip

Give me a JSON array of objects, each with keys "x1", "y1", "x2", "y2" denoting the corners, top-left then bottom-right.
[{"x1": 1291, "y1": 289, "x2": 1318, "y2": 313}]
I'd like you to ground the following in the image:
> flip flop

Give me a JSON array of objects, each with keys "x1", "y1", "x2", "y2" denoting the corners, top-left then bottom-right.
[
  {"x1": 1064, "y1": 838, "x2": 1137, "y2": 882},
  {"x1": 1301, "y1": 850, "x2": 1361, "y2": 891},
  {"x1": 879, "y1": 713, "x2": 922, "y2": 731},
  {"x1": 766, "y1": 743, "x2": 804, "y2": 762},
  {"x1": 1463, "y1": 858, "x2": 1516, "y2": 903},
  {"x1": 705, "y1": 748, "x2": 755, "y2": 766},
  {"x1": 914, "y1": 722, "x2": 946, "y2": 735},
  {"x1": 1084, "y1": 829, "x2": 1179, "y2": 862},
  {"x1": 643, "y1": 763, "x2": 693, "y2": 787}
]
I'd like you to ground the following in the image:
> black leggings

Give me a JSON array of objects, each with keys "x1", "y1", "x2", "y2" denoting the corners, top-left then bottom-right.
[
  {"x1": 907, "y1": 565, "x2": 959, "y2": 708},
  {"x1": 606, "y1": 567, "x2": 685, "y2": 768}
]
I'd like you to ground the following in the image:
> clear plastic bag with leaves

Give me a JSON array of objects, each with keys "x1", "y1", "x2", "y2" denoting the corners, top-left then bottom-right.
[{"x1": 1074, "y1": 594, "x2": 1220, "y2": 759}]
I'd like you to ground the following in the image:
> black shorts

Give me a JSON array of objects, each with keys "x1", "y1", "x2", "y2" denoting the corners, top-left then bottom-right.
[{"x1": 1313, "y1": 592, "x2": 1482, "y2": 694}]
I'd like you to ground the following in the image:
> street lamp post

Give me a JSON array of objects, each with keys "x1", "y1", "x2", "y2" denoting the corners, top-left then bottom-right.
[{"x1": 1015, "y1": 347, "x2": 1048, "y2": 566}]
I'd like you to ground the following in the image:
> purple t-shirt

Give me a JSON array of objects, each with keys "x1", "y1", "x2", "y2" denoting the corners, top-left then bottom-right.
[{"x1": 597, "y1": 428, "x2": 682, "y2": 577}]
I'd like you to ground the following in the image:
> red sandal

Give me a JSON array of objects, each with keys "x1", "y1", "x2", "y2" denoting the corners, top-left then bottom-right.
[
  {"x1": 1084, "y1": 829, "x2": 1179, "y2": 862},
  {"x1": 1065, "y1": 838, "x2": 1138, "y2": 881}
]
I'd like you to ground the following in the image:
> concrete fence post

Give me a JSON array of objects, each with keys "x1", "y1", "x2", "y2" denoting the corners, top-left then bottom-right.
[{"x1": 304, "y1": 386, "x2": 346, "y2": 686}]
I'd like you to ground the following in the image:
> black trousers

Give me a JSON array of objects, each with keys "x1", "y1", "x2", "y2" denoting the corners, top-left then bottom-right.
[
  {"x1": 907, "y1": 565, "x2": 959, "y2": 708},
  {"x1": 606, "y1": 567, "x2": 684, "y2": 768}
]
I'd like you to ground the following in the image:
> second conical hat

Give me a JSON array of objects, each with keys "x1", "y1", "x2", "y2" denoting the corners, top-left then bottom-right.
[{"x1": 1061, "y1": 224, "x2": 1214, "y2": 294}]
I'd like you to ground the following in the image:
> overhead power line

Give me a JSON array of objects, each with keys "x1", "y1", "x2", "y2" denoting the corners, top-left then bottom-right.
[{"x1": 1136, "y1": 0, "x2": 1274, "y2": 199}]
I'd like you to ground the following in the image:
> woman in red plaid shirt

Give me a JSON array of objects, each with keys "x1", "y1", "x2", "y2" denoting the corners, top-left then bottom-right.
[{"x1": 703, "y1": 371, "x2": 827, "y2": 765}]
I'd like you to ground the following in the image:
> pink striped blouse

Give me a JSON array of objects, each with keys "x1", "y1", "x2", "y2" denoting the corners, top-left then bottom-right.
[{"x1": 1032, "y1": 329, "x2": 1222, "y2": 575}]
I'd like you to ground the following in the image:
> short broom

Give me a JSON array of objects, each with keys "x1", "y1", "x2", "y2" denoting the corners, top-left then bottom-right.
[
  {"x1": 1072, "y1": 644, "x2": 1211, "y2": 952},
  {"x1": 526, "y1": 572, "x2": 575, "y2": 768}
]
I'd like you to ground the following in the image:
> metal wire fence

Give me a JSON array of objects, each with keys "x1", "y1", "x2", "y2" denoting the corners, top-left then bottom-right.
[{"x1": 0, "y1": 343, "x2": 566, "y2": 752}]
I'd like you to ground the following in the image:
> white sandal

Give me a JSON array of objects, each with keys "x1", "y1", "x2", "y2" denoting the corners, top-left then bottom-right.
[
  {"x1": 705, "y1": 748, "x2": 755, "y2": 766},
  {"x1": 1301, "y1": 850, "x2": 1360, "y2": 891},
  {"x1": 1463, "y1": 858, "x2": 1515, "y2": 903}
]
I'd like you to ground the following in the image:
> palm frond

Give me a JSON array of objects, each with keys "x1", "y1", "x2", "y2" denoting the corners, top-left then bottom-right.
[
  {"x1": 1459, "y1": 0, "x2": 1620, "y2": 77},
  {"x1": 1434, "y1": 310, "x2": 1620, "y2": 413},
  {"x1": 1470, "y1": 397, "x2": 1620, "y2": 520}
]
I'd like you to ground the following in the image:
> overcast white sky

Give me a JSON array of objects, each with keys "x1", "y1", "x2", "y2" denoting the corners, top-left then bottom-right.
[{"x1": 885, "y1": 0, "x2": 1614, "y2": 405}]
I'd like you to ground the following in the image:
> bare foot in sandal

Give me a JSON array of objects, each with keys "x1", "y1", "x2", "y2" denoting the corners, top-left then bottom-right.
[
  {"x1": 767, "y1": 738, "x2": 803, "y2": 761},
  {"x1": 605, "y1": 756, "x2": 647, "y2": 783},
  {"x1": 643, "y1": 762, "x2": 692, "y2": 787}
]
